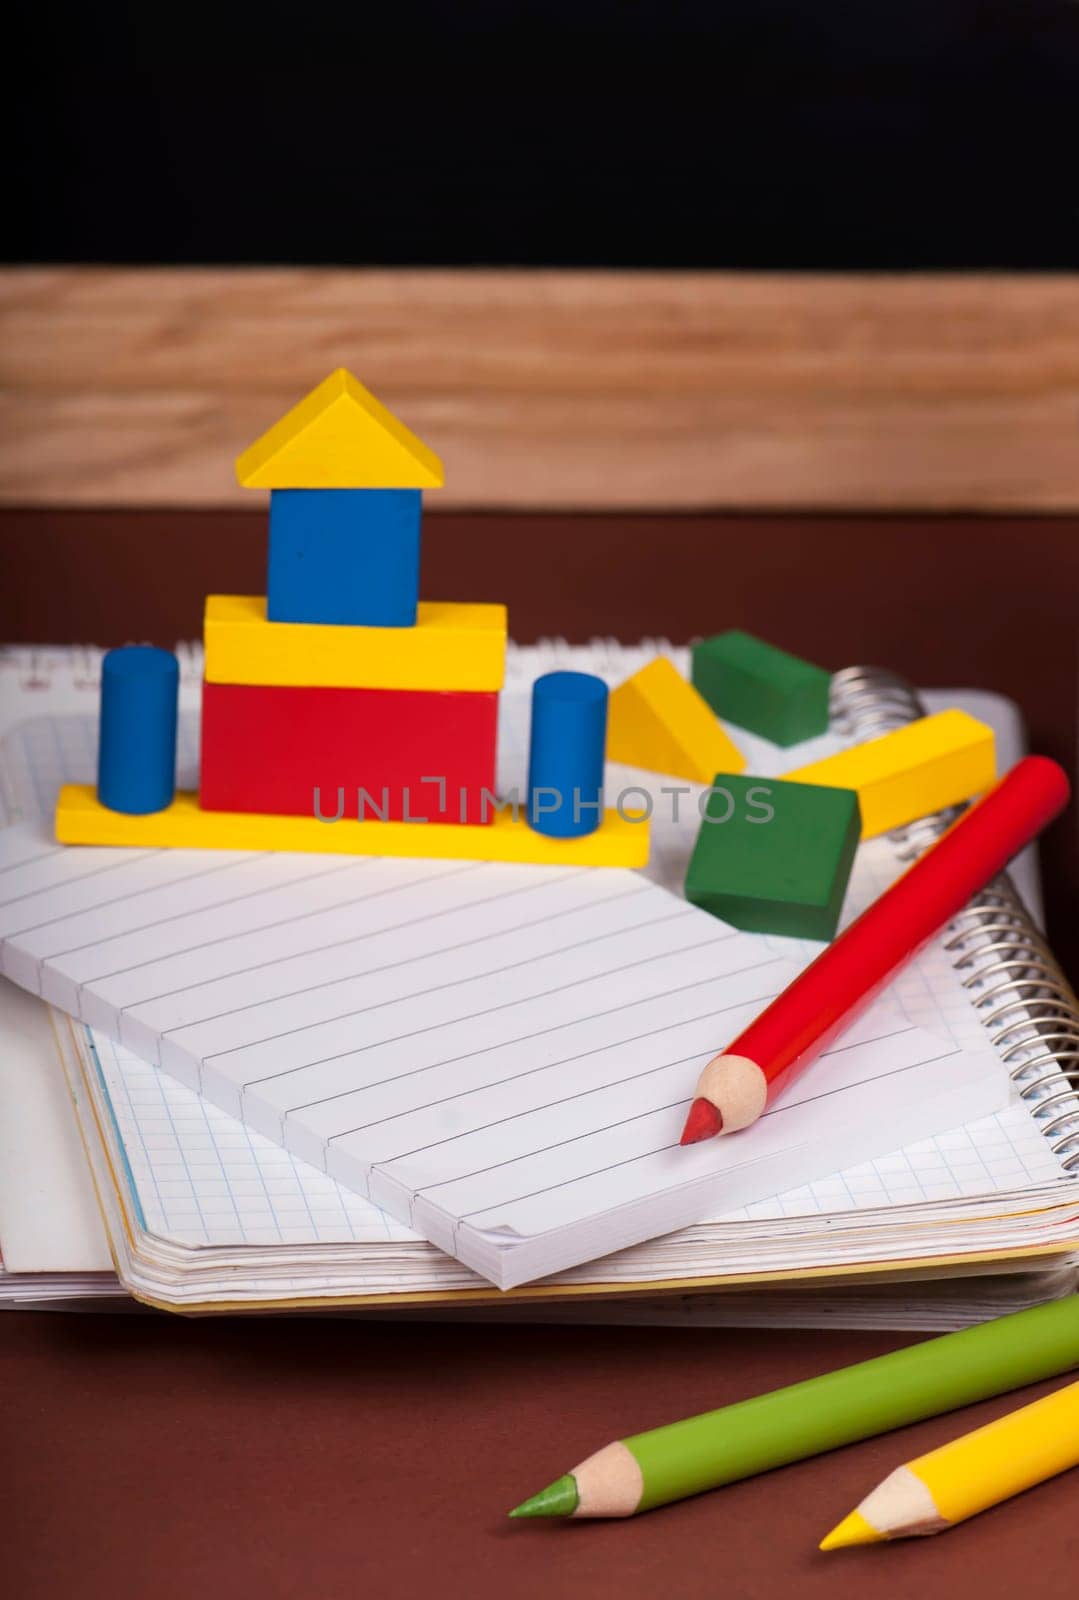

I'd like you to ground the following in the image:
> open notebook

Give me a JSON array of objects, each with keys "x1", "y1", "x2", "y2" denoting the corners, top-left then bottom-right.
[
  {"x1": 0, "y1": 645, "x2": 1076, "y2": 1299},
  {"x1": 2, "y1": 958, "x2": 1074, "y2": 1323}
]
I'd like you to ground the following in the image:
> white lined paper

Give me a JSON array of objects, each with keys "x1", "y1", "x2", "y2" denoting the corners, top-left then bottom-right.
[
  {"x1": 2, "y1": 655, "x2": 1071, "y2": 1307},
  {"x1": 0, "y1": 818, "x2": 1008, "y2": 1286}
]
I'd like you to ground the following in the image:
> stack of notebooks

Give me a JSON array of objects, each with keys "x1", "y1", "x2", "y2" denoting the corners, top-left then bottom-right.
[{"x1": 0, "y1": 642, "x2": 1076, "y2": 1325}]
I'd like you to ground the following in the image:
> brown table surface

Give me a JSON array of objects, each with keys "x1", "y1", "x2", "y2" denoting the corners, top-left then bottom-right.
[{"x1": 2, "y1": 510, "x2": 1078, "y2": 1600}]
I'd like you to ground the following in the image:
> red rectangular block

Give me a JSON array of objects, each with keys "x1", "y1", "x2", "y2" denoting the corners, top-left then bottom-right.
[{"x1": 199, "y1": 680, "x2": 498, "y2": 823}]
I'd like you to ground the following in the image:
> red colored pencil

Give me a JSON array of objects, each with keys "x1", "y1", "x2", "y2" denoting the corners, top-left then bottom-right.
[{"x1": 680, "y1": 755, "x2": 1070, "y2": 1145}]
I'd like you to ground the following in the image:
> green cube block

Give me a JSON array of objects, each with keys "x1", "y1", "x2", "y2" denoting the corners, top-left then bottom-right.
[
  {"x1": 691, "y1": 631, "x2": 831, "y2": 747},
  {"x1": 684, "y1": 774, "x2": 860, "y2": 940}
]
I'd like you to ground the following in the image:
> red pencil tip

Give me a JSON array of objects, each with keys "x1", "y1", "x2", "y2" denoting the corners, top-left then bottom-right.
[{"x1": 680, "y1": 1097, "x2": 723, "y2": 1145}]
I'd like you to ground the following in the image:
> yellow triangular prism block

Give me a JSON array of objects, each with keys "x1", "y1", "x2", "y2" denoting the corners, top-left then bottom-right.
[
  {"x1": 235, "y1": 369, "x2": 444, "y2": 489},
  {"x1": 608, "y1": 657, "x2": 746, "y2": 783}
]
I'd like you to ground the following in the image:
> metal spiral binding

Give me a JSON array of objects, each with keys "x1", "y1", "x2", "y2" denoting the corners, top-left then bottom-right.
[
  {"x1": 0, "y1": 642, "x2": 207, "y2": 689},
  {"x1": 831, "y1": 666, "x2": 1079, "y2": 1174},
  {"x1": 504, "y1": 636, "x2": 685, "y2": 685}
]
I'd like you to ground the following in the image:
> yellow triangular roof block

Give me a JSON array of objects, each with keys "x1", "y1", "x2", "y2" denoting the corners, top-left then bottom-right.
[
  {"x1": 608, "y1": 656, "x2": 746, "y2": 784},
  {"x1": 235, "y1": 369, "x2": 444, "y2": 489}
]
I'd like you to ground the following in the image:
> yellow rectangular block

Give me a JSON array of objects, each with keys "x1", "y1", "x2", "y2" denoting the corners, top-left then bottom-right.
[
  {"x1": 607, "y1": 656, "x2": 746, "y2": 783},
  {"x1": 785, "y1": 708, "x2": 996, "y2": 838},
  {"x1": 203, "y1": 595, "x2": 508, "y2": 691},
  {"x1": 55, "y1": 787, "x2": 650, "y2": 868}
]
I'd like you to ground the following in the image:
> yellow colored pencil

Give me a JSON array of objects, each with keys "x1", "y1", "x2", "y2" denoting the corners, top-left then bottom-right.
[{"x1": 821, "y1": 1377, "x2": 1079, "y2": 1548}]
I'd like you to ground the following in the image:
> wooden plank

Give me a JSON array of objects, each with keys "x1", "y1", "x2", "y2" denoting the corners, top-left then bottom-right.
[{"x1": 3, "y1": 268, "x2": 1079, "y2": 510}]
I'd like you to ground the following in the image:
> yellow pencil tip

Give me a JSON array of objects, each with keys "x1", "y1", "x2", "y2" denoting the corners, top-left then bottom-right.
[{"x1": 820, "y1": 1510, "x2": 882, "y2": 1551}]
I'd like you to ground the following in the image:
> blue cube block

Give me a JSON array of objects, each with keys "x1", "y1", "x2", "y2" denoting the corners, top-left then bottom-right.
[{"x1": 267, "y1": 489, "x2": 421, "y2": 627}]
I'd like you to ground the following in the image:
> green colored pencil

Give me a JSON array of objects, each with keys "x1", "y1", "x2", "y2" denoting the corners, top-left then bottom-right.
[{"x1": 510, "y1": 1295, "x2": 1079, "y2": 1520}]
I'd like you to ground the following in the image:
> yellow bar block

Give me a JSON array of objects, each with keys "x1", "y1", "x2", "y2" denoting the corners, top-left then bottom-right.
[
  {"x1": 204, "y1": 595, "x2": 508, "y2": 691},
  {"x1": 607, "y1": 656, "x2": 746, "y2": 783},
  {"x1": 785, "y1": 708, "x2": 996, "y2": 838},
  {"x1": 55, "y1": 787, "x2": 651, "y2": 868},
  {"x1": 235, "y1": 368, "x2": 444, "y2": 489}
]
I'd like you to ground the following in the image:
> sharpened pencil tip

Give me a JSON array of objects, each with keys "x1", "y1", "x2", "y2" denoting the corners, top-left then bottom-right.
[
  {"x1": 820, "y1": 1511, "x2": 881, "y2": 1550},
  {"x1": 680, "y1": 1097, "x2": 723, "y2": 1144},
  {"x1": 509, "y1": 1474, "x2": 579, "y2": 1519}
]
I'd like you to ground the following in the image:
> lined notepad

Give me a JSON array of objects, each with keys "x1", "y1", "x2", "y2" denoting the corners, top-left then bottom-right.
[
  {"x1": 0, "y1": 819, "x2": 1008, "y2": 1286},
  {"x1": 0, "y1": 647, "x2": 1073, "y2": 1303},
  {"x1": 53, "y1": 1017, "x2": 1075, "y2": 1312}
]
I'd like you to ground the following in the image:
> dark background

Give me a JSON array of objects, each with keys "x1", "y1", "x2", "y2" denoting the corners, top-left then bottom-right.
[{"x1": 11, "y1": 0, "x2": 1079, "y2": 268}]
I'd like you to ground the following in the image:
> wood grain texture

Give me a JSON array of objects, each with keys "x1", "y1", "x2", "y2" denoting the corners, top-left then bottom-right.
[{"x1": 3, "y1": 268, "x2": 1079, "y2": 510}]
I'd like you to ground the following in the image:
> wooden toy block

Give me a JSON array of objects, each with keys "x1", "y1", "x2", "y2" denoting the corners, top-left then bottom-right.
[
  {"x1": 55, "y1": 786, "x2": 651, "y2": 868},
  {"x1": 199, "y1": 681, "x2": 498, "y2": 823},
  {"x1": 235, "y1": 369, "x2": 444, "y2": 489},
  {"x1": 97, "y1": 646, "x2": 179, "y2": 815},
  {"x1": 527, "y1": 672, "x2": 608, "y2": 838},
  {"x1": 785, "y1": 709, "x2": 996, "y2": 838},
  {"x1": 204, "y1": 596, "x2": 508, "y2": 692},
  {"x1": 692, "y1": 631, "x2": 831, "y2": 747},
  {"x1": 607, "y1": 656, "x2": 745, "y2": 783},
  {"x1": 267, "y1": 488, "x2": 421, "y2": 626},
  {"x1": 684, "y1": 775, "x2": 861, "y2": 940}
]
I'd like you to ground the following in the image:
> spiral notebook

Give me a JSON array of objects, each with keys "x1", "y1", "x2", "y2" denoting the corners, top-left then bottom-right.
[{"x1": 1, "y1": 645, "x2": 1077, "y2": 1304}]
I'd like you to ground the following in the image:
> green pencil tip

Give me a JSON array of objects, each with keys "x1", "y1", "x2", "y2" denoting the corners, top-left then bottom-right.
[{"x1": 509, "y1": 1474, "x2": 579, "y2": 1519}]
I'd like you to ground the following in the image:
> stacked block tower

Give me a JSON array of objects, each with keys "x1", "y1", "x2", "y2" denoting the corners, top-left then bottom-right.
[
  {"x1": 202, "y1": 369, "x2": 503, "y2": 826},
  {"x1": 57, "y1": 370, "x2": 649, "y2": 868}
]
